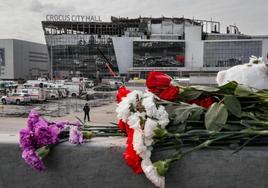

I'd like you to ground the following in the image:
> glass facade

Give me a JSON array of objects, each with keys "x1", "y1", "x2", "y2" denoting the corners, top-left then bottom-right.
[
  {"x1": 133, "y1": 41, "x2": 185, "y2": 67},
  {"x1": 45, "y1": 34, "x2": 118, "y2": 79},
  {"x1": 42, "y1": 19, "x2": 138, "y2": 79},
  {"x1": 204, "y1": 40, "x2": 262, "y2": 67},
  {"x1": 0, "y1": 48, "x2": 4, "y2": 66}
]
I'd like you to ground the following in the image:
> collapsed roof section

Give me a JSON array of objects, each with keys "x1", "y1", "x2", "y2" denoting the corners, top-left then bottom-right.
[{"x1": 42, "y1": 16, "x2": 246, "y2": 40}]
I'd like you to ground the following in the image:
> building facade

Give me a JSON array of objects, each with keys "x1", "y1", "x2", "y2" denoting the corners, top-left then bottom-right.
[
  {"x1": 0, "y1": 39, "x2": 50, "y2": 80},
  {"x1": 42, "y1": 16, "x2": 268, "y2": 80}
]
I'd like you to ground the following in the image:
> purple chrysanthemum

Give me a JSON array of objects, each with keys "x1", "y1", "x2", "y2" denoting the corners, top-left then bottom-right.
[
  {"x1": 69, "y1": 126, "x2": 83, "y2": 145},
  {"x1": 22, "y1": 149, "x2": 46, "y2": 171}
]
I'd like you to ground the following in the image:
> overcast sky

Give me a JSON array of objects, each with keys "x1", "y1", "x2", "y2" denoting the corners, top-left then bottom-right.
[{"x1": 0, "y1": 0, "x2": 267, "y2": 44}]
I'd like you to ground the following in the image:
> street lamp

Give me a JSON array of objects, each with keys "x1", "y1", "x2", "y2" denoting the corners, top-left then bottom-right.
[{"x1": 50, "y1": 46, "x2": 53, "y2": 80}]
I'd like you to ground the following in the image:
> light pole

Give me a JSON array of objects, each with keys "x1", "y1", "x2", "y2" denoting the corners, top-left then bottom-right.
[{"x1": 50, "y1": 46, "x2": 53, "y2": 80}]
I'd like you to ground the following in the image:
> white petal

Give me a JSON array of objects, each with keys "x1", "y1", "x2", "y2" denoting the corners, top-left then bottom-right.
[
  {"x1": 133, "y1": 129, "x2": 147, "y2": 155},
  {"x1": 142, "y1": 94, "x2": 158, "y2": 117},
  {"x1": 141, "y1": 158, "x2": 165, "y2": 188},
  {"x1": 156, "y1": 106, "x2": 169, "y2": 128},
  {"x1": 144, "y1": 118, "x2": 158, "y2": 146}
]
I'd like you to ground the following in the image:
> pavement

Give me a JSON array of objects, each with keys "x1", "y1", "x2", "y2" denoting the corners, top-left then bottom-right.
[
  {"x1": 0, "y1": 85, "x2": 145, "y2": 136},
  {"x1": 0, "y1": 102, "x2": 118, "y2": 135}
]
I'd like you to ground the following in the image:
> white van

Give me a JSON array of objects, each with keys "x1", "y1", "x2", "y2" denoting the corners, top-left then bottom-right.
[
  {"x1": 21, "y1": 88, "x2": 46, "y2": 102},
  {"x1": 63, "y1": 82, "x2": 81, "y2": 97}
]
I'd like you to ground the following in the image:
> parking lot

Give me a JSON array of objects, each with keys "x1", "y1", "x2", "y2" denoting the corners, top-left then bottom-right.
[
  {"x1": 0, "y1": 85, "x2": 145, "y2": 118},
  {"x1": 0, "y1": 94, "x2": 115, "y2": 117}
]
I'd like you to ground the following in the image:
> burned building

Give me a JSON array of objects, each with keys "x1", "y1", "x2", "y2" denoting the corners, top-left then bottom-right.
[{"x1": 42, "y1": 16, "x2": 268, "y2": 79}]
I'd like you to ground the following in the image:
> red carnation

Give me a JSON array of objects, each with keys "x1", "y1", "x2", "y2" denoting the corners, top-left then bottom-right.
[
  {"x1": 146, "y1": 71, "x2": 172, "y2": 93},
  {"x1": 123, "y1": 128, "x2": 143, "y2": 174},
  {"x1": 118, "y1": 119, "x2": 127, "y2": 133},
  {"x1": 158, "y1": 86, "x2": 179, "y2": 101},
  {"x1": 116, "y1": 86, "x2": 131, "y2": 103},
  {"x1": 188, "y1": 96, "x2": 214, "y2": 108}
]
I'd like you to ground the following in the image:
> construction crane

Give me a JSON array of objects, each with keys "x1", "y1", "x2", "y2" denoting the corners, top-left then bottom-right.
[{"x1": 96, "y1": 47, "x2": 117, "y2": 77}]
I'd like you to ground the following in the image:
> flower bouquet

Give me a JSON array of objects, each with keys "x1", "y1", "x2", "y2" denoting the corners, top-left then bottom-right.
[
  {"x1": 116, "y1": 71, "x2": 268, "y2": 188},
  {"x1": 19, "y1": 109, "x2": 123, "y2": 171}
]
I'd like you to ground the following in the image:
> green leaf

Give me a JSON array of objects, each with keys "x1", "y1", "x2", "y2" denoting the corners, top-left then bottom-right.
[
  {"x1": 223, "y1": 124, "x2": 246, "y2": 131},
  {"x1": 190, "y1": 85, "x2": 219, "y2": 92},
  {"x1": 219, "y1": 81, "x2": 238, "y2": 92},
  {"x1": 173, "y1": 104, "x2": 204, "y2": 124},
  {"x1": 165, "y1": 104, "x2": 182, "y2": 118},
  {"x1": 166, "y1": 122, "x2": 187, "y2": 133},
  {"x1": 205, "y1": 102, "x2": 228, "y2": 132},
  {"x1": 241, "y1": 112, "x2": 258, "y2": 120},
  {"x1": 180, "y1": 88, "x2": 203, "y2": 101},
  {"x1": 188, "y1": 108, "x2": 204, "y2": 121},
  {"x1": 223, "y1": 95, "x2": 242, "y2": 117},
  {"x1": 234, "y1": 84, "x2": 254, "y2": 96}
]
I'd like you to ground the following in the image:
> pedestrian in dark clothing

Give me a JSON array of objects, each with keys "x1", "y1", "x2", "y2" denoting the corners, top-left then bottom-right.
[{"x1": 83, "y1": 103, "x2": 90, "y2": 122}]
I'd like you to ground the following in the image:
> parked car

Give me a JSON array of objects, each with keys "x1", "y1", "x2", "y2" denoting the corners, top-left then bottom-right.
[
  {"x1": 108, "y1": 80, "x2": 123, "y2": 88},
  {"x1": 20, "y1": 88, "x2": 46, "y2": 102},
  {"x1": 63, "y1": 82, "x2": 81, "y2": 97},
  {"x1": 1, "y1": 93, "x2": 31, "y2": 105},
  {"x1": 58, "y1": 88, "x2": 68, "y2": 98},
  {"x1": 85, "y1": 80, "x2": 95, "y2": 88},
  {"x1": 47, "y1": 89, "x2": 59, "y2": 100},
  {"x1": 92, "y1": 85, "x2": 117, "y2": 92},
  {"x1": 82, "y1": 84, "x2": 116, "y2": 100}
]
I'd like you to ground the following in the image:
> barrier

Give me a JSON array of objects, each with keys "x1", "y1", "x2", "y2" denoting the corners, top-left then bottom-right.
[{"x1": 1, "y1": 134, "x2": 268, "y2": 188}]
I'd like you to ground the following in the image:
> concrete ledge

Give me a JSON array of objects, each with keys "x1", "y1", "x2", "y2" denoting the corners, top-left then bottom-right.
[{"x1": 1, "y1": 135, "x2": 268, "y2": 188}]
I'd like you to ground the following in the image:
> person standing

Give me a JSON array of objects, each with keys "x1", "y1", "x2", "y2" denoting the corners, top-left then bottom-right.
[{"x1": 83, "y1": 103, "x2": 90, "y2": 122}]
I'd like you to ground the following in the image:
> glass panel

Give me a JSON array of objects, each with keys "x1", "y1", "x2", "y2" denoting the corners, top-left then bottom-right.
[
  {"x1": 133, "y1": 41, "x2": 185, "y2": 67},
  {"x1": 203, "y1": 41, "x2": 262, "y2": 67},
  {"x1": 45, "y1": 34, "x2": 118, "y2": 79}
]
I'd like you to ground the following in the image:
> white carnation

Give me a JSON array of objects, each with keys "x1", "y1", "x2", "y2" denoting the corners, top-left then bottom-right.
[
  {"x1": 139, "y1": 149, "x2": 152, "y2": 159},
  {"x1": 116, "y1": 90, "x2": 143, "y2": 122},
  {"x1": 116, "y1": 99, "x2": 130, "y2": 122},
  {"x1": 144, "y1": 118, "x2": 158, "y2": 146},
  {"x1": 133, "y1": 129, "x2": 147, "y2": 155},
  {"x1": 128, "y1": 113, "x2": 141, "y2": 129},
  {"x1": 142, "y1": 92, "x2": 158, "y2": 117},
  {"x1": 141, "y1": 158, "x2": 165, "y2": 188},
  {"x1": 156, "y1": 105, "x2": 169, "y2": 128},
  {"x1": 128, "y1": 112, "x2": 146, "y2": 129},
  {"x1": 127, "y1": 90, "x2": 143, "y2": 105}
]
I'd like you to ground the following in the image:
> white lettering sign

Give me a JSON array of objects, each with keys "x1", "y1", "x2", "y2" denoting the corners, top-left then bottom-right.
[{"x1": 46, "y1": 15, "x2": 102, "y2": 22}]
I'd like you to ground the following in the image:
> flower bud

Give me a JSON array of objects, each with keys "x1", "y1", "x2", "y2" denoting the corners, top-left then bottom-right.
[
  {"x1": 153, "y1": 160, "x2": 170, "y2": 176},
  {"x1": 36, "y1": 146, "x2": 50, "y2": 159},
  {"x1": 153, "y1": 127, "x2": 168, "y2": 138},
  {"x1": 82, "y1": 131, "x2": 93, "y2": 140}
]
